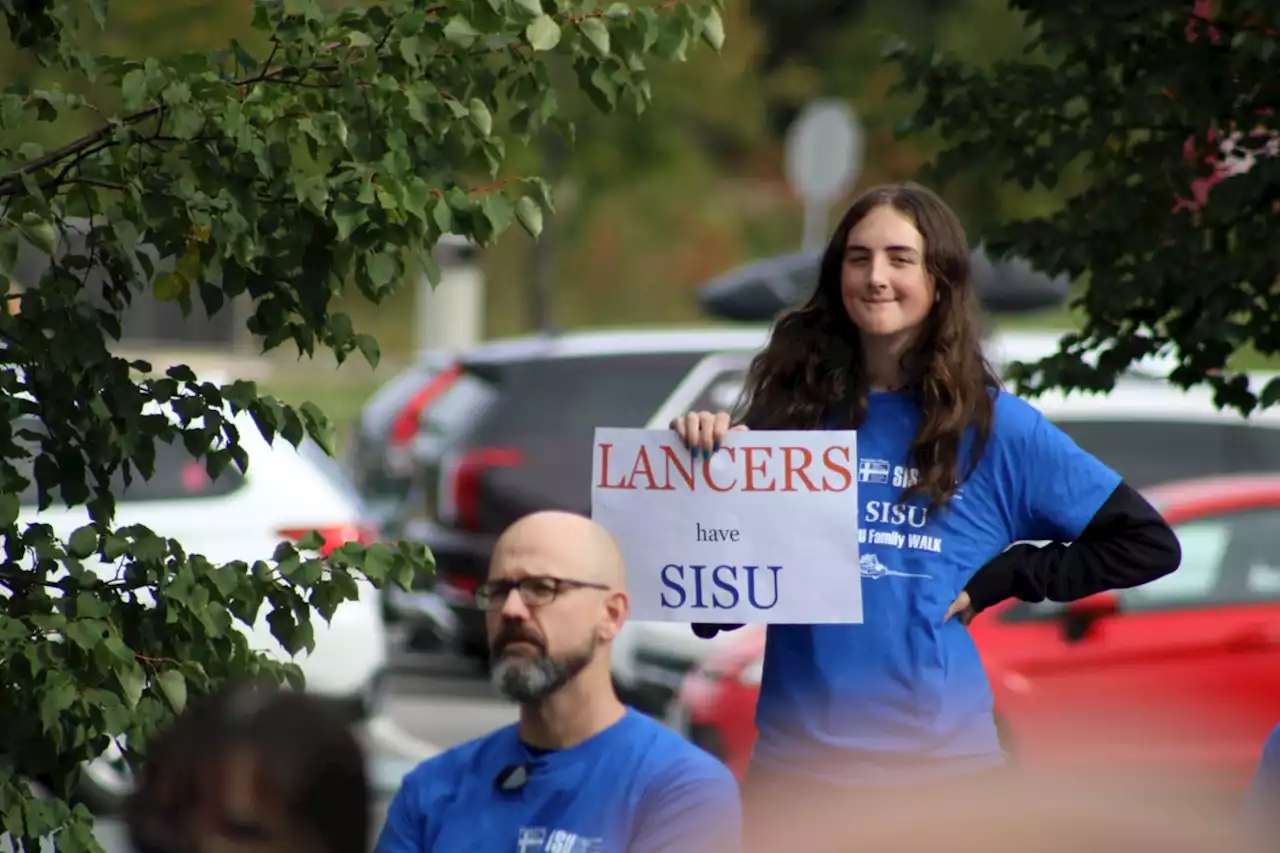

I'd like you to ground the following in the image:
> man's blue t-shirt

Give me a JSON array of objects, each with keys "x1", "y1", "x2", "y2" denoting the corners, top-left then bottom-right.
[
  {"x1": 1241, "y1": 722, "x2": 1280, "y2": 835},
  {"x1": 752, "y1": 390, "x2": 1122, "y2": 788},
  {"x1": 375, "y1": 708, "x2": 742, "y2": 853}
]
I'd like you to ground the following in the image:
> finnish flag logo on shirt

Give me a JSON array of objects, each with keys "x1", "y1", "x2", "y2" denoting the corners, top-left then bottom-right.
[{"x1": 858, "y1": 458, "x2": 891, "y2": 484}]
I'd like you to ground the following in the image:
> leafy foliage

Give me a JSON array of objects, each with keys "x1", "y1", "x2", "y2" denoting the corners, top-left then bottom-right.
[
  {"x1": 0, "y1": 0, "x2": 724, "y2": 849},
  {"x1": 890, "y1": 0, "x2": 1280, "y2": 413}
]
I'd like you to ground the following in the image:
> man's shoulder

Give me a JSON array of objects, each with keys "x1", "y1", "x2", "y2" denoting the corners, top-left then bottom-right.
[
  {"x1": 625, "y1": 713, "x2": 738, "y2": 787},
  {"x1": 398, "y1": 724, "x2": 519, "y2": 793}
]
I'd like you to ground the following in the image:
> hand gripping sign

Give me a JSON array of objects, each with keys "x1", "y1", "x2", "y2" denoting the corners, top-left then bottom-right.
[{"x1": 590, "y1": 428, "x2": 863, "y2": 624}]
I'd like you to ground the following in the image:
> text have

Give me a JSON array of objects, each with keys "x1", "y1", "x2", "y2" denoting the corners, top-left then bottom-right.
[
  {"x1": 596, "y1": 443, "x2": 854, "y2": 493},
  {"x1": 695, "y1": 522, "x2": 739, "y2": 542}
]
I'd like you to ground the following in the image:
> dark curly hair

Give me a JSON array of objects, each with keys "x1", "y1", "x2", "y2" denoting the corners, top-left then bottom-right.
[
  {"x1": 124, "y1": 681, "x2": 370, "y2": 853},
  {"x1": 736, "y1": 182, "x2": 999, "y2": 508}
]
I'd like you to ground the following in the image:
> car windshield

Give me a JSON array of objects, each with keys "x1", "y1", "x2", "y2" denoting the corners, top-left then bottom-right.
[
  {"x1": 13, "y1": 438, "x2": 246, "y2": 506},
  {"x1": 3, "y1": 415, "x2": 334, "y2": 507}
]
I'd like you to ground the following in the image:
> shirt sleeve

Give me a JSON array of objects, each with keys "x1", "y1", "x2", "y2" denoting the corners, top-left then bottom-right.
[
  {"x1": 628, "y1": 761, "x2": 743, "y2": 853},
  {"x1": 1010, "y1": 404, "x2": 1122, "y2": 543},
  {"x1": 965, "y1": 481, "x2": 1180, "y2": 611}
]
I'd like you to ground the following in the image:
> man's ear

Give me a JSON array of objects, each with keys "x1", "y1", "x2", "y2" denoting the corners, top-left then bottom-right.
[{"x1": 600, "y1": 590, "x2": 630, "y2": 642}]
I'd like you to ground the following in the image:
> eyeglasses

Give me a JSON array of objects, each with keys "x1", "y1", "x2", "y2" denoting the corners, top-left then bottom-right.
[{"x1": 474, "y1": 576, "x2": 610, "y2": 611}]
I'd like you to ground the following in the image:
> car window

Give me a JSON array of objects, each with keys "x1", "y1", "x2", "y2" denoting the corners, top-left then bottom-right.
[
  {"x1": 1001, "y1": 507, "x2": 1280, "y2": 621},
  {"x1": 1053, "y1": 420, "x2": 1280, "y2": 489},
  {"x1": 687, "y1": 368, "x2": 749, "y2": 414},
  {"x1": 15, "y1": 433, "x2": 246, "y2": 506},
  {"x1": 419, "y1": 371, "x2": 500, "y2": 440},
  {"x1": 359, "y1": 362, "x2": 444, "y2": 435},
  {"x1": 468, "y1": 353, "x2": 705, "y2": 444},
  {"x1": 297, "y1": 438, "x2": 367, "y2": 509}
]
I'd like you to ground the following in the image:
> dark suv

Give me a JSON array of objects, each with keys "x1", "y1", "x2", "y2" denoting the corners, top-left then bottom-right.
[{"x1": 397, "y1": 327, "x2": 769, "y2": 662}]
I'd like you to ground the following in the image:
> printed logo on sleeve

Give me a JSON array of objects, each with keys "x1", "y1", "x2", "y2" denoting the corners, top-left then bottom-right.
[{"x1": 518, "y1": 827, "x2": 604, "y2": 853}]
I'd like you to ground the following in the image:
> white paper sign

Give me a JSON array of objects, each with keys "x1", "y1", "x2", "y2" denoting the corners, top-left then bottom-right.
[{"x1": 590, "y1": 427, "x2": 862, "y2": 624}]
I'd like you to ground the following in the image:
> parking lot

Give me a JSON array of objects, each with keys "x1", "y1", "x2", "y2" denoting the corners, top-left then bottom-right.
[{"x1": 375, "y1": 631, "x2": 518, "y2": 757}]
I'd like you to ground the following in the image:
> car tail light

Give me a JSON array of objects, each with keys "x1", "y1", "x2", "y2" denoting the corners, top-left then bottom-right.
[
  {"x1": 278, "y1": 524, "x2": 380, "y2": 557},
  {"x1": 389, "y1": 364, "x2": 462, "y2": 448},
  {"x1": 442, "y1": 446, "x2": 523, "y2": 533},
  {"x1": 440, "y1": 571, "x2": 480, "y2": 596}
]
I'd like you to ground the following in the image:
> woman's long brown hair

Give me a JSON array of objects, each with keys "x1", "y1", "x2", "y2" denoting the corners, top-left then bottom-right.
[{"x1": 735, "y1": 182, "x2": 999, "y2": 509}]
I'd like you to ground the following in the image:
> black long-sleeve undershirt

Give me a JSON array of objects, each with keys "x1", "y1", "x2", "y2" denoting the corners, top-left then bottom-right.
[
  {"x1": 962, "y1": 479, "x2": 1180, "y2": 613},
  {"x1": 691, "y1": 480, "x2": 1181, "y2": 639}
]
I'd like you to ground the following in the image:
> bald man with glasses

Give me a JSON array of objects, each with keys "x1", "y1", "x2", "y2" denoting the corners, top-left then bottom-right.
[{"x1": 376, "y1": 510, "x2": 742, "y2": 853}]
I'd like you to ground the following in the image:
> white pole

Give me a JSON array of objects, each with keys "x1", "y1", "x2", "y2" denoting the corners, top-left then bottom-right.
[{"x1": 415, "y1": 237, "x2": 484, "y2": 354}]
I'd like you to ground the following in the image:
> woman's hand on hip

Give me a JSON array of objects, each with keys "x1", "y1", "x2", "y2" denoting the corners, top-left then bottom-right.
[
  {"x1": 945, "y1": 590, "x2": 976, "y2": 626},
  {"x1": 670, "y1": 411, "x2": 747, "y2": 457}
]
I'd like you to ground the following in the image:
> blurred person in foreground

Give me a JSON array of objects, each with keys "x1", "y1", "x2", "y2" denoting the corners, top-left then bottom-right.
[
  {"x1": 747, "y1": 770, "x2": 1254, "y2": 853},
  {"x1": 125, "y1": 682, "x2": 371, "y2": 853},
  {"x1": 375, "y1": 510, "x2": 741, "y2": 853},
  {"x1": 672, "y1": 182, "x2": 1181, "y2": 847},
  {"x1": 1241, "y1": 720, "x2": 1280, "y2": 840}
]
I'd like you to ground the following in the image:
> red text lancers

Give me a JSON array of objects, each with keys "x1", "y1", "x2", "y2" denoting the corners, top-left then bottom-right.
[{"x1": 660, "y1": 563, "x2": 783, "y2": 610}]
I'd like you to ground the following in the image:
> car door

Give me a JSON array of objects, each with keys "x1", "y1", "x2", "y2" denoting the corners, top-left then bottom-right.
[{"x1": 990, "y1": 506, "x2": 1280, "y2": 786}]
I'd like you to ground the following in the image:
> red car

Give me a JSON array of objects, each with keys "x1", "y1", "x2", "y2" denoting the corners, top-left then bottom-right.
[{"x1": 674, "y1": 473, "x2": 1280, "y2": 789}]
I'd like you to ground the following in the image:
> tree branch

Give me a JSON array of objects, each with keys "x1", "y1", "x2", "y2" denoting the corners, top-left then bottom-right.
[
  {"x1": 0, "y1": 40, "x2": 333, "y2": 199},
  {"x1": 0, "y1": 1, "x2": 692, "y2": 199}
]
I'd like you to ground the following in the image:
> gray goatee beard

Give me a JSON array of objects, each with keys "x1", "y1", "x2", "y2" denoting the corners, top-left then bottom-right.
[{"x1": 491, "y1": 641, "x2": 595, "y2": 705}]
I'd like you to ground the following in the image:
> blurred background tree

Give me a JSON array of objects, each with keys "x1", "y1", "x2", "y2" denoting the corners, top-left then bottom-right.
[{"x1": 1, "y1": 0, "x2": 1081, "y2": 358}]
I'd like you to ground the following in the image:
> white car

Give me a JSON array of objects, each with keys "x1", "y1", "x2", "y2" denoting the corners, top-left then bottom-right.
[
  {"x1": 12, "y1": 395, "x2": 390, "y2": 805},
  {"x1": 615, "y1": 327, "x2": 1280, "y2": 716}
]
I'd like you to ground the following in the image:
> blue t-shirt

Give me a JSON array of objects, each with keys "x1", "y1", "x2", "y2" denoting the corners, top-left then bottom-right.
[
  {"x1": 375, "y1": 708, "x2": 742, "y2": 853},
  {"x1": 752, "y1": 390, "x2": 1121, "y2": 788},
  {"x1": 1241, "y1": 722, "x2": 1280, "y2": 835}
]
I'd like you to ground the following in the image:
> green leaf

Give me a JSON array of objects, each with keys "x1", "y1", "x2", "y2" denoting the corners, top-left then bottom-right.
[
  {"x1": 515, "y1": 195, "x2": 544, "y2": 240},
  {"x1": 17, "y1": 213, "x2": 58, "y2": 256},
  {"x1": 356, "y1": 333, "x2": 381, "y2": 369},
  {"x1": 154, "y1": 271, "x2": 189, "y2": 303},
  {"x1": 297, "y1": 529, "x2": 325, "y2": 551},
  {"x1": 156, "y1": 669, "x2": 187, "y2": 713},
  {"x1": 300, "y1": 402, "x2": 337, "y2": 457},
  {"x1": 103, "y1": 533, "x2": 129, "y2": 560},
  {"x1": 65, "y1": 619, "x2": 107, "y2": 650},
  {"x1": 360, "y1": 543, "x2": 394, "y2": 582},
  {"x1": 526, "y1": 15, "x2": 562, "y2": 51},
  {"x1": 443, "y1": 16, "x2": 480, "y2": 47},
  {"x1": 120, "y1": 68, "x2": 148, "y2": 108},
  {"x1": 39, "y1": 678, "x2": 77, "y2": 734},
  {"x1": 469, "y1": 98, "x2": 493, "y2": 137},
  {"x1": 580, "y1": 18, "x2": 611, "y2": 56},
  {"x1": 0, "y1": 493, "x2": 18, "y2": 528},
  {"x1": 67, "y1": 525, "x2": 98, "y2": 559},
  {"x1": 366, "y1": 252, "x2": 397, "y2": 290},
  {"x1": 514, "y1": 0, "x2": 542, "y2": 15},
  {"x1": 334, "y1": 200, "x2": 366, "y2": 241},
  {"x1": 118, "y1": 665, "x2": 145, "y2": 710},
  {"x1": 700, "y1": 8, "x2": 725, "y2": 52},
  {"x1": 480, "y1": 194, "x2": 516, "y2": 238}
]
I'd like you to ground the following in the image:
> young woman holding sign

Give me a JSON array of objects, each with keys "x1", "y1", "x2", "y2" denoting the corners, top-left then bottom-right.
[{"x1": 671, "y1": 182, "x2": 1181, "y2": 846}]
